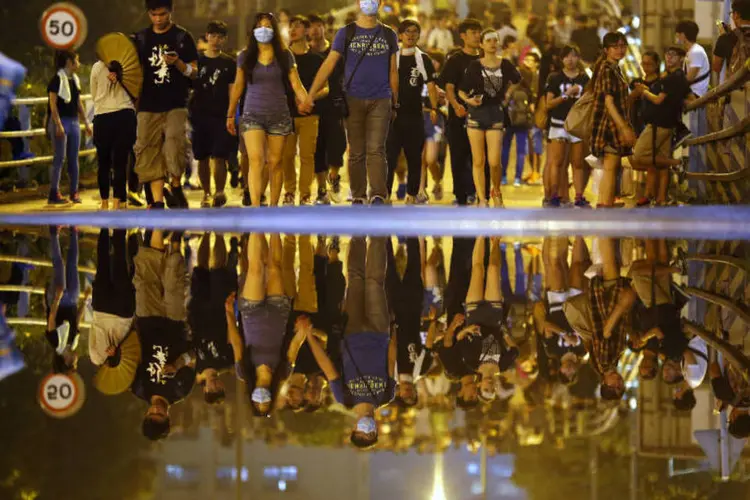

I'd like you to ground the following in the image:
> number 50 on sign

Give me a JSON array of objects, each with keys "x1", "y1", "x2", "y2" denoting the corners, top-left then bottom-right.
[{"x1": 39, "y1": 2, "x2": 89, "y2": 50}]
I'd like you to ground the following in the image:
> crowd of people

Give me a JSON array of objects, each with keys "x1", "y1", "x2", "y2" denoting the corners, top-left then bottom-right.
[
  {"x1": 0, "y1": 227, "x2": 739, "y2": 451},
  {"x1": 33, "y1": 0, "x2": 750, "y2": 209}
]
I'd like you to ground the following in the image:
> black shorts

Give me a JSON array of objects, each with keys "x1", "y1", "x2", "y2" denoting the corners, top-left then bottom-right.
[
  {"x1": 191, "y1": 114, "x2": 235, "y2": 161},
  {"x1": 190, "y1": 266, "x2": 237, "y2": 305},
  {"x1": 315, "y1": 111, "x2": 347, "y2": 173}
]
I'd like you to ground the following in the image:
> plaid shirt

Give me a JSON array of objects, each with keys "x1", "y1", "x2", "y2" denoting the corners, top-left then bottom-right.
[
  {"x1": 591, "y1": 60, "x2": 632, "y2": 157},
  {"x1": 589, "y1": 276, "x2": 631, "y2": 376}
]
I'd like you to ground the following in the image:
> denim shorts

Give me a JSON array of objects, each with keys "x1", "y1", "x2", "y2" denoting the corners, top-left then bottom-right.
[
  {"x1": 240, "y1": 113, "x2": 293, "y2": 136},
  {"x1": 466, "y1": 106, "x2": 505, "y2": 131}
]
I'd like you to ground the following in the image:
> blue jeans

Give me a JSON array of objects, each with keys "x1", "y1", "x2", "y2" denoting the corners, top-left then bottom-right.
[
  {"x1": 46, "y1": 228, "x2": 79, "y2": 311},
  {"x1": 48, "y1": 116, "x2": 80, "y2": 198},
  {"x1": 501, "y1": 127, "x2": 528, "y2": 182}
]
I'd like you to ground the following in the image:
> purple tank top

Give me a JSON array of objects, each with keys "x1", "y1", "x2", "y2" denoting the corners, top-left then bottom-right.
[{"x1": 237, "y1": 50, "x2": 294, "y2": 117}]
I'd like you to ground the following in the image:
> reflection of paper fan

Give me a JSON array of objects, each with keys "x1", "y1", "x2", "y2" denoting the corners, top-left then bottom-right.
[
  {"x1": 95, "y1": 32, "x2": 143, "y2": 99},
  {"x1": 94, "y1": 331, "x2": 141, "y2": 395}
]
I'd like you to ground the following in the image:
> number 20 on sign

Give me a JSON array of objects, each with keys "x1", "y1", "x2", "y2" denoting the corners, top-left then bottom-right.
[
  {"x1": 39, "y1": 2, "x2": 89, "y2": 50},
  {"x1": 38, "y1": 372, "x2": 86, "y2": 418}
]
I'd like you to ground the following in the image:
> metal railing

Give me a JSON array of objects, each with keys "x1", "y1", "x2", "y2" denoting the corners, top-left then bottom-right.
[
  {"x1": 0, "y1": 94, "x2": 94, "y2": 170},
  {"x1": 0, "y1": 254, "x2": 96, "y2": 274}
]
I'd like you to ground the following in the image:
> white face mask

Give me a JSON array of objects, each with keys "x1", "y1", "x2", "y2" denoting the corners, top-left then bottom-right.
[
  {"x1": 356, "y1": 416, "x2": 377, "y2": 434},
  {"x1": 360, "y1": 0, "x2": 379, "y2": 16},
  {"x1": 254, "y1": 26, "x2": 274, "y2": 44},
  {"x1": 251, "y1": 387, "x2": 272, "y2": 404}
]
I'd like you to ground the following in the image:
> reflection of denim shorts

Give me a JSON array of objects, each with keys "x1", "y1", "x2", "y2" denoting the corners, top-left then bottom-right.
[
  {"x1": 240, "y1": 113, "x2": 294, "y2": 136},
  {"x1": 466, "y1": 106, "x2": 504, "y2": 131}
]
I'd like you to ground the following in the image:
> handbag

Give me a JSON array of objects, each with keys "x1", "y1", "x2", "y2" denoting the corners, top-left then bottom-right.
[
  {"x1": 339, "y1": 24, "x2": 383, "y2": 118},
  {"x1": 564, "y1": 91, "x2": 594, "y2": 142}
]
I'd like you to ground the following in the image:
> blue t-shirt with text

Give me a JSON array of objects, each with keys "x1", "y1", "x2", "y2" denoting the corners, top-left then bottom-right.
[
  {"x1": 330, "y1": 332, "x2": 395, "y2": 408},
  {"x1": 331, "y1": 24, "x2": 398, "y2": 100}
]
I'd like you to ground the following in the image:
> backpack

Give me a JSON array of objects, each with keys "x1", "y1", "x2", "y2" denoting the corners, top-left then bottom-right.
[
  {"x1": 727, "y1": 27, "x2": 750, "y2": 79},
  {"x1": 506, "y1": 84, "x2": 532, "y2": 128}
]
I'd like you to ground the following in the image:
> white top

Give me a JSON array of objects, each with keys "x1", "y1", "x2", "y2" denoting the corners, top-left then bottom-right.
[
  {"x1": 428, "y1": 28, "x2": 454, "y2": 54},
  {"x1": 497, "y1": 25, "x2": 519, "y2": 46},
  {"x1": 682, "y1": 335, "x2": 709, "y2": 389},
  {"x1": 684, "y1": 43, "x2": 710, "y2": 97},
  {"x1": 88, "y1": 311, "x2": 134, "y2": 366},
  {"x1": 90, "y1": 61, "x2": 135, "y2": 116}
]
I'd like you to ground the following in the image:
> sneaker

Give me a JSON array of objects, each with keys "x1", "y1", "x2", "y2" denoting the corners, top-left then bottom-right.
[
  {"x1": 635, "y1": 197, "x2": 653, "y2": 207},
  {"x1": 513, "y1": 179, "x2": 522, "y2": 188},
  {"x1": 415, "y1": 192, "x2": 430, "y2": 205},
  {"x1": 329, "y1": 236, "x2": 341, "y2": 253},
  {"x1": 528, "y1": 172, "x2": 542, "y2": 185},
  {"x1": 328, "y1": 174, "x2": 342, "y2": 203},
  {"x1": 283, "y1": 193, "x2": 296, "y2": 206},
  {"x1": 466, "y1": 194, "x2": 477, "y2": 206},
  {"x1": 352, "y1": 198, "x2": 366, "y2": 205},
  {"x1": 163, "y1": 187, "x2": 177, "y2": 208},
  {"x1": 230, "y1": 169, "x2": 240, "y2": 189},
  {"x1": 299, "y1": 195, "x2": 312, "y2": 206},
  {"x1": 150, "y1": 201, "x2": 165, "y2": 210},
  {"x1": 213, "y1": 192, "x2": 227, "y2": 208},
  {"x1": 585, "y1": 154, "x2": 604, "y2": 169},
  {"x1": 574, "y1": 197, "x2": 592, "y2": 208},
  {"x1": 315, "y1": 191, "x2": 331, "y2": 205},
  {"x1": 69, "y1": 193, "x2": 82, "y2": 204},
  {"x1": 260, "y1": 194, "x2": 268, "y2": 207},
  {"x1": 672, "y1": 123, "x2": 692, "y2": 150},
  {"x1": 370, "y1": 196, "x2": 386, "y2": 206},
  {"x1": 128, "y1": 190, "x2": 145, "y2": 207},
  {"x1": 47, "y1": 193, "x2": 68, "y2": 205},
  {"x1": 396, "y1": 183, "x2": 407, "y2": 200},
  {"x1": 242, "y1": 189, "x2": 251, "y2": 207},
  {"x1": 201, "y1": 195, "x2": 213, "y2": 208},
  {"x1": 171, "y1": 186, "x2": 189, "y2": 208},
  {"x1": 431, "y1": 183, "x2": 443, "y2": 201},
  {"x1": 501, "y1": 177, "x2": 508, "y2": 186},
  {"x1": 405, "y1": 194, "x2": 416, "y2": 205},
  {"x1": 548, "y1": 196, "x2": 562, "y2": 208}
]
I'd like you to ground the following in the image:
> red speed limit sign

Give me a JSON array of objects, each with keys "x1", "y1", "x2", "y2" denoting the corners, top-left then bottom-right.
[
  {"x1": 38, "y1": 372, "x2": 86, "y2": 418},
  {"x1": 39, "y1": 2, "x2": 89, "y2": 50}
]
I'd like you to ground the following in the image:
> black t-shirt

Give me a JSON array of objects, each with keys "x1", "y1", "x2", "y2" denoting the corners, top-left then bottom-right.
[
  {"x1": 648, "y1": 69, "x2": 690, "y2": 129},
  {"x1": 190, "y1": 52, "x2": 236, "y2": 118},
  {"x1": 47, "y1": 74, "x2": 80, "y2": 119},
  {"x1": 194, "y1": 332, "x2": 234, "y2": 374},
  {"x1": 544, "y1": 71, "x2": 589, "y2": 125},
  {"x1": 136, "y1": 24, "x2": 199, "y2": 113},
  {"x1": 132, "y1": 319, "x2": 195, "y2": 403},
  {"x1": 439, "y1": 50, "x2": 480, "y2": 122},
  {"x1": 714, "y1": 27, "x2": 750, "y2": 60},
  {"x1": 629, "y1": 76, "x2": 657, "y2": 134},
  {"x1": 291, "y1": 50, "x2": 325, "y2": 117},
  {"x1": 397, "y1": 52, "x2": 437, "y2": 114},
  {"x1": 314, "y1": 44, "x2": 345, "y2": 112}
]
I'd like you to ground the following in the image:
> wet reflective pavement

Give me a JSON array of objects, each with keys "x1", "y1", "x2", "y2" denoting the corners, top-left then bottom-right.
[{"x1": 0, "y1": 227, "x2": 748, "y2": 499}]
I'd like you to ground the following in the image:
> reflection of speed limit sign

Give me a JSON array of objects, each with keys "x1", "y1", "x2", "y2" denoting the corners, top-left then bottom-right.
[
  {"x1": 38, "y1": 372, "x2": 86, "y2": 418},
  {"x1": 39, "y1": 3, "x2": 89, "y2": 50}
]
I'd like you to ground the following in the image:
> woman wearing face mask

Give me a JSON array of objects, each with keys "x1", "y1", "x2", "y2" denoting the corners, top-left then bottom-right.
[
  {"x1": 227, "y1": 233, "x2": 291, "y2": 417},
  {"x1": 543, "y1": 44, "x2": 590, "y2": 208},
  {"x1": 227, "y1": 13, "x2": 310, "y2": 207},
  {"x1": 458, "y1": 30, "x2": 521, "y2": 207}
]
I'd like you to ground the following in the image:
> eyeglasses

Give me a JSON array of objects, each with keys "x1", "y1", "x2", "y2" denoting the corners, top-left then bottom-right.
[
  {"x1": 607, "y1": 43, "x2": 628, "y2": 49},
  {"x1": 403, "y1": 28, "x2": 420, "y2": 35}
]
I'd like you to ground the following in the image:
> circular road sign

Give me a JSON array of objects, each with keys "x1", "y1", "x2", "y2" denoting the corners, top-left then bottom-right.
[
  {"x1": 38, "y1": 372, "x2": 86, "y2": 418},
  {"x1": 39, "y1": 3, "x2": 88, "y2": 50}
]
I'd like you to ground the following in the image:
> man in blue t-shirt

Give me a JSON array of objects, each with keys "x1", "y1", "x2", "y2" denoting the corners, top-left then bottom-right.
[
  {"x1": 303, "y1": 236, "x2": 396, "y2": 449},
  {"x1": 303, "y1": 0, "x2": 399, "y2": 205}
]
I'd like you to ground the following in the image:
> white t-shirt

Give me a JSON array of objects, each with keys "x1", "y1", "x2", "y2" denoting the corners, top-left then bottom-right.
[
  {"x1": 684, "y1": 43, "x2": 710, "y2": 97},
  {"x1": 681, "y1": 336, "x2": 709, "y2": 389}
]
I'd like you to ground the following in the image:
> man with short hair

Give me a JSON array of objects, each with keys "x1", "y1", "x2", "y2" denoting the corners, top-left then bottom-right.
[
  {"x1": 282, "y1": 16, "x2": 329, "y2": 206},
  {"x1": 190, "y1": 20, "x2": 235, "y2": 208},
  {"x1": 132, "y1": 229, "x2": 195, "y2": 440},
  {"x1": 308, "y1": 14, "x2": 347, "y2": 204},
  {"x1": 387, "y1": 20, "x2": 439, "y2": 203},
  {"x1": 675, "y1": 20, "x2": 710, "y2": 186},
  {"x1": 439, "y1": 18, "x2": 483, "y2": 206},
  {"x1": 305, "y1": 0, "x2": 399, "y2": 205},
  {"x1": 134, "y1": 0, "x2": 198, "y2": 210},
  {"x1": 712, "y1": 0, "x2": 750, "y2": 77}
]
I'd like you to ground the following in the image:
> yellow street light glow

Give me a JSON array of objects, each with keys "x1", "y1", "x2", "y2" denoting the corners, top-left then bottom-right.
[{"x1": 430, "y1": 453, "x2": 446, "y2": 500}]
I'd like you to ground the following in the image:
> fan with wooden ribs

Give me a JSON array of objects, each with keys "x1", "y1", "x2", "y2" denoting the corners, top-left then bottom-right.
[{"x1": 95, "y1": 32, "x2": 143, "y2": 101}]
